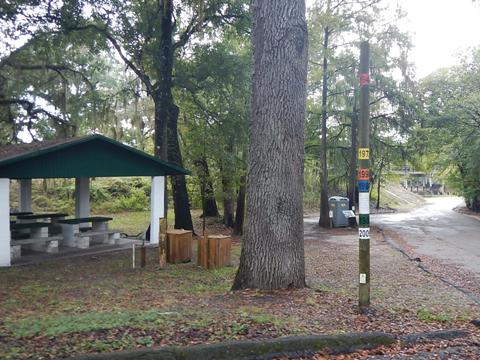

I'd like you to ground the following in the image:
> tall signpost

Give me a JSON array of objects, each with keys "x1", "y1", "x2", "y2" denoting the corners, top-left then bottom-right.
[{"x1": 358, "y1": 41, "x2": 370, "y2": 308}]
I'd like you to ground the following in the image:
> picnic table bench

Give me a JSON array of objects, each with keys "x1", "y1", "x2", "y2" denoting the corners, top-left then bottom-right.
[
  {"x1": 17, "y1": 213, "x2": 68, "y2": 222},
  {"x1": 10, "y1": 211, "x2": 34, "y2": 217},
  {"x1": 10, "y1": 222, "x2": 61, "y2": 260},
  {"x1": 58, "y1": 217, "x2": 120, "y2": 248}
]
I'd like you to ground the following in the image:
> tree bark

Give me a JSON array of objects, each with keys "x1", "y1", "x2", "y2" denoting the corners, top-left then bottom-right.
[
  {"x1": 155, "y1": 0, "x2": 193, "y2": 230},
  {"x1": 221, "y1": 136, "x2": 235, "y2": 227},
  {"x1": 233, "y1": 175, "x2": 246, "y2": 235},
  {"x1": 233, "y1": 0, "x2": 308, "y2": 290},
  {"x1": 223, "y1": 186, "x2": 235, "y2": 227},
  {"x1": 376, "y1": 159, "x2": 384, "y2": 210},
  {"x1": 319, "y1": 26, "x2": 331, "y2": 228},
  {"x1": 195, "y1": 158, "x2": 219, "y2": 217},
  {"x1": 167, "y1": 105, "x2": 194, "y2": 230}
]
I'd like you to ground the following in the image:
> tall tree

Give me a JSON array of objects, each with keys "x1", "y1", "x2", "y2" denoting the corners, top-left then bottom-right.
[
  {"x1": 65, "y1": 0, "x2": 247, "y2": 229},
  {"x1": 414, "y1": 48, "x2": 480, "y2": 211},
  {"x1": 307, "y1": 0, "x2": 413, "y2": 217},
  {"x1": 233, "y1": 0, "x2": 308, "y2": 290},
  {"x1": 1, "y1": 0, "x2": 248, "y2": 229}
]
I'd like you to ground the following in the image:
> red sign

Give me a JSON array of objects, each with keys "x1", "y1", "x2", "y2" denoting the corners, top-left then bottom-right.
[
  {"x1": 359, "y1": 72, "x2": 369, "y2": 86},
  {"x1": 357, "y1": 168, "x2": 369, "y2": 180}
]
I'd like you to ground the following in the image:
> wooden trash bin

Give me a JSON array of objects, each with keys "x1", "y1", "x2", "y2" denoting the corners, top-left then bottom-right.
[
  {"x1": 197, "y1": 235, "x2": 232, "y2": 269},
  {"x1": 166, "y1": 229, "x2": 192, "y2": 263}
]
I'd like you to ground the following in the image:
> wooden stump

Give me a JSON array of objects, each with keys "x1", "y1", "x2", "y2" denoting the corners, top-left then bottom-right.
[
  {"x1": 166, "y1": 229, "x2": 192, "y2": 263},
  {"x1": 198, "y1": 235, "x2": 232, "y2": 269},
  {"x1": 158, "y1": 218, "x2": 167, "y2": 268}
]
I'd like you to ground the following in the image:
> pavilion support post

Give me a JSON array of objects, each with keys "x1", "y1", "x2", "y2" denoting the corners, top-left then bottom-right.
[
  {"x1": 19, "y1": 179, "x2": 32, "y2": 212},
  {"x1": 75, "y1": 177, "x2": 90, "y2": 228},
  {"x1": 150, "y1": 176, "x2": 165, "y2": 245},
  {"x1": 0, "y1": 179, "x2": 11, "y2": 267}
]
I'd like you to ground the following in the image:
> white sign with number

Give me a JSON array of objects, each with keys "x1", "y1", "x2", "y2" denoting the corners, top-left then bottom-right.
[{"x1": 359, "y1": 227, "x2": 370, "y2": 239}]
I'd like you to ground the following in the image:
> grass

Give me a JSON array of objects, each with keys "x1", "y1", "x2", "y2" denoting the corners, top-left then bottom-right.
[
  {"x1": 100, "y1": 209, "x2": 177, "y2": 236},
  {"x1": 5, "y1": 309, "x2": 179, "y2": 338},
  {"x1": 108, "y1": 211, "x2": 150, "y2": 236},
  {"x1": 416, "y1": 308, "x2": 452, "y2": 322},
  {"x1": 1, "y1": 212, "x2": 478, "y2": 359}
]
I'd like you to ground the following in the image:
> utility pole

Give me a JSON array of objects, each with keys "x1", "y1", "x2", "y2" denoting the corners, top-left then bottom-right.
[
  {"x1": 358, "y1": 41, "x2": 370, "y2": 308},
  {"x1": 348, "y1": 88, "x2": 358, "y2": 228}
]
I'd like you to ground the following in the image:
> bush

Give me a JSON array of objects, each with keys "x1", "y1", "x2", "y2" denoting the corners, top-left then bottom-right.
[
  {"x1": 23, "y1": 177, "x2": 151, "y2": 214},
  {"x1": 96, "y1": 187, "x2": 149, "y2": 212}
]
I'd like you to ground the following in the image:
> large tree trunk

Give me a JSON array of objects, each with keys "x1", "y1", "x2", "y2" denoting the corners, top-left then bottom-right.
[
  {"x1": 318, "y1": 26, "x2": 330, "y2": 228},
  {"x1": 233, "y1": 175, "x2": 246, "y2": 235},
  {"x1": 222, "y1": 182, "x2": 235, "y2": 227},
  {"x1": 154, "y1": 0, "x2": 193, "y2": 230},
  {"x1": 167, "y1": 105, "x2": 194, "y2": 230},
  {"x1": 221, "y1": 137, "x2": 235, "y2": 227},
  {"x1": 232, "y1": 0, "x2": 308, "y2": 290},
  {"x1": 195, "y1": 158, "x2": 219, "y2": 217}
]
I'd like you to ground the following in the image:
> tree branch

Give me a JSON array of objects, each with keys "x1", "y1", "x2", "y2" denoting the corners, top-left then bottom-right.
[
  {"x1": 66, "y1": 24, "x2": 154, "y2": 95},
  {"x1": 0, "y1": 98, "x2": 74, "y2": 127},
  {"x1": 3, "y1": 61, "x2": 95, "y2": 90}
]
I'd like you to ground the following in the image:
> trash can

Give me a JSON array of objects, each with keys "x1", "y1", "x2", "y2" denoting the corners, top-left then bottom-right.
[{"x1": 328, "y1": 196, "x2": 350, "y2": 227}]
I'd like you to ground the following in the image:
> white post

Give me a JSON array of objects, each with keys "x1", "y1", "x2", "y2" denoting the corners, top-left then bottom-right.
[
  {"x1": 0, "y1": 179, "x2": 11, "y2": 267},
  {"x1": 75, "y1": 177, "x2": 90, "y2": 230},
  {"x1": 19, "y1": 179, "x2": 32, "y2": 212},
  {"x1": 150, "y1": 176, "x2": 165, "y2": 244},
  {"x1": 75, "y1": 177, "x2": 90, "y2": 218}
]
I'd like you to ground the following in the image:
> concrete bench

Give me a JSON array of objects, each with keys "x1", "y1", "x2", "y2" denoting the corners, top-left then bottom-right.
[
  {"x1": 58, "y1": 217, "x2": 119, "y2": 248},
  {"x1": 11, "y1": 235, "x2": 62, "y2": 253},
  {"x1": 10, "y1": 222, "x2": 60, "y2": 259}
]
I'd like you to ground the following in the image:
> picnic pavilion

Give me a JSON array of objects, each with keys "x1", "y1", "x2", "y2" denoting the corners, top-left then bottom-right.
[{"x1": 0, "y1": 134, "x2": 189, "y2": 266}]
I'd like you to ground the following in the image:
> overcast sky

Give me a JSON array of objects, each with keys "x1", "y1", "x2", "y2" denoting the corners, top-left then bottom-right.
[
  {"x1": 307, "y1": 0, "x2": 480, "y2": 79},
  {"x1": 395, "y1": 0, "x2": 480, "y2": 78}
]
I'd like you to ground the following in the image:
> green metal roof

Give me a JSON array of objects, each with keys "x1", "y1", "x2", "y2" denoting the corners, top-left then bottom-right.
[{"x1": 0, "y1": 135, "x2": 189, "y2": 179}]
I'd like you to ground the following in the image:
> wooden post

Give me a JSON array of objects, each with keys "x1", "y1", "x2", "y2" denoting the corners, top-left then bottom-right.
[
  {"x1": 159, "y1": 218, "x2": 167, "y2": 268},
  {"x1": 132, "y1": 244, "x2": 136, "y2": 269},
  {"x1": 140, "y1": 245, "x2": 146, "y2": 268},
  {"x1": 140, "y1": 234, "x2": 147, "y2": 268},
  {"x1": 358, "y1": 41, "x2": 370, "y2": 308}
]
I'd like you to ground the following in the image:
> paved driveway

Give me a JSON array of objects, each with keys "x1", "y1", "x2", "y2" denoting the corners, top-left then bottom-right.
[{"x1": 372, "y1": 197, "x2": 480, "y2": 274}]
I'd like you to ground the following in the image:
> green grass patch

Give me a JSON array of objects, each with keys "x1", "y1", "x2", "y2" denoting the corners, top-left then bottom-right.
[
  {"x1": 107, "y1": 211, "x2": 150, "y2": 236},
  {"x1": 416, "y1": 308, "x2": 451, "y2": 322},
  {"x1": 185, "y1": 267, "x2": 237, "y2": 293},
  {"x1": 1, "y1": 346, "x2": 26, "y2": 360},
  {"x1": 5, "y1": 309, "x2": 179, "y2": 338}
]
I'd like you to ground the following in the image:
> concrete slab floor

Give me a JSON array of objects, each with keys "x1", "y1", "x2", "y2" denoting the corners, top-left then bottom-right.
[{"x1": 11, "y1": 237, "x2": 143, "y2": 266}]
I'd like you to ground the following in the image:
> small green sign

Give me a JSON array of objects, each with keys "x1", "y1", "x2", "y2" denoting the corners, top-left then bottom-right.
[{"x1": 359, "y1": 214, "x2": 369, "y2": 226}]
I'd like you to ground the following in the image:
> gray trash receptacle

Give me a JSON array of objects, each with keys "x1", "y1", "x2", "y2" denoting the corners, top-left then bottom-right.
[{"x1": 328, "y1": 196, "x2": 350, "y2": 227}]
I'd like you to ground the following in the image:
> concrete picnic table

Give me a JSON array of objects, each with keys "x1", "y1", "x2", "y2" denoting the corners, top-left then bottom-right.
[{"x1": 57, "y1": 217, "x2": 118, "y2": 248}]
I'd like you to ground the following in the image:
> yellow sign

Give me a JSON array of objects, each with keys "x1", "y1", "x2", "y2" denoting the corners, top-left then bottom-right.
[{"x1": 358, "y1": 148, "x2": 369, "y2": 160}]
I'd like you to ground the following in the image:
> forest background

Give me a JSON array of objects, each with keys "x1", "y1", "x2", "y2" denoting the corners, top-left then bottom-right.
[{"x1": 2, "y1": 0, "x2": 480, "y2": 235}]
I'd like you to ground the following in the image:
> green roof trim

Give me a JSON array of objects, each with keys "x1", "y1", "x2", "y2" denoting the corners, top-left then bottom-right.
[{"x1": 0, "y1": 135, "x2": 190, "y2": 179}]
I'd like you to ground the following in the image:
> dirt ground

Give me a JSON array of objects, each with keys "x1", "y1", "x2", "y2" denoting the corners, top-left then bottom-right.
[{"x1": 0, "y1": 219, "x2": 479, "y2": 359}]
